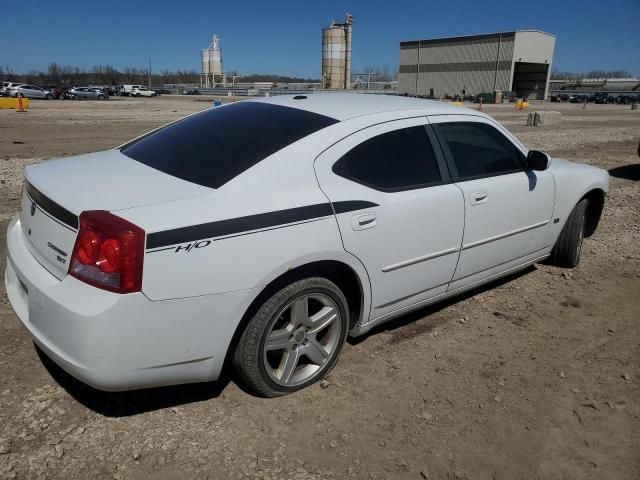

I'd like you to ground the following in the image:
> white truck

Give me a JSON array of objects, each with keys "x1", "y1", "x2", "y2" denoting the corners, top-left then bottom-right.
[{"x1": 120, "y1": 85, "x2": 142, "y2": 96}]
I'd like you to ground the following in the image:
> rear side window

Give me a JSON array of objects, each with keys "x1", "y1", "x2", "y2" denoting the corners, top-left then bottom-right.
[
  {"x1": 436, "y1": 122, "x2": 524, "y2": 180},
  {"x1": 121, "y1": 102, "x2": 338, "y2": 189},
  {"x1": 332, "y1": 126, "x2": 442, "y2": 191}
]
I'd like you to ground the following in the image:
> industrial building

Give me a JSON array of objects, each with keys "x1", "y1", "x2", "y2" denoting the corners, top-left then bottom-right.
[
  {"x1": 322, "y1": 14, "x2": 353, "y2": 89},
  {"x1": 399, "y1": 31, "x2": 555, "y2": 100},
  {"x1": 201, "y1": 34, "x2": 225, "y2": 87}
]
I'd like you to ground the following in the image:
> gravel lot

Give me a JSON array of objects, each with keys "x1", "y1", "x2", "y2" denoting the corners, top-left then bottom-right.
[{"x1": 1, "y1": 97, "x2": 639, "y2": 479}]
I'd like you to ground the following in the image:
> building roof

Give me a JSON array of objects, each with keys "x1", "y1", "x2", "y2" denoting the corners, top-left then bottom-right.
[
  {"x1": 400, "y1": 30, "x2": 555, "y2": 46},
  {"x1": 252, "y1": 94, "x2": 466, "y2": 121}
]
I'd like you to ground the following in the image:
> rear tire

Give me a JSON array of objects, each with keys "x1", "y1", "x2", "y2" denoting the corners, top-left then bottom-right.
[
  {"x1": 234, "y1": 277, "x2": 349, "y2": 397},
  {"x1": 45, "y1": 94, "x2": 53, "y2": 100},
  {"x1": 98, "y1": 94, "x2": 105, "y2": 100},
  {"x1": 549, "y1": 199, "x2": 588, "y2": 268}
]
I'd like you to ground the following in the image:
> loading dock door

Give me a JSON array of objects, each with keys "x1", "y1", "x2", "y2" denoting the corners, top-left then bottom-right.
[{"x1": 512, "y1": 62, "x2": 549, "y2": 100}]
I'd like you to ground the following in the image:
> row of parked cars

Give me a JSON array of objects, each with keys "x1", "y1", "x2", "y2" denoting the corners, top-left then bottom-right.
[
  {"x1": 0, "y1": 82, "x2": 165, "y2": 100},
  {"x1": 550, "y1": 92, "x2": 640, "y2": 104}
]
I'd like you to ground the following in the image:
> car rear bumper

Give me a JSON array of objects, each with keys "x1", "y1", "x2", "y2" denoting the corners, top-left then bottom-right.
[{"x1": 5, "y1": 216, "x2": 258, "y2": 391}]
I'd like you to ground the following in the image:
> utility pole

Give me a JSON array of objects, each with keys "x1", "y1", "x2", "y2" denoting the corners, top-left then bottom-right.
[{"x1": 148, "y1": 58, "x2": 151, "y2": 89}]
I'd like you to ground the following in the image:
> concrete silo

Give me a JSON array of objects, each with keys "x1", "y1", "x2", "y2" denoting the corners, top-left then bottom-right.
[
  {"x1": 201, "y1": 34, "x2": 226, "y2": 87},
  {"x1": 322, "y1": 13, "x2": 353, "y2": 89}
]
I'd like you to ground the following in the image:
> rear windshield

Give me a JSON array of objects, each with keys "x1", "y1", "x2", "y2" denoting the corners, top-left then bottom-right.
[{"x1": 121, "y1": 101, "x2": 338, "y2": 189}]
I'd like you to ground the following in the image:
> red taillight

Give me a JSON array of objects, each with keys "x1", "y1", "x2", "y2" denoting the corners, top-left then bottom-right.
[{"x1": 69, "y1": 211, "x2": 145, "y2": 294}]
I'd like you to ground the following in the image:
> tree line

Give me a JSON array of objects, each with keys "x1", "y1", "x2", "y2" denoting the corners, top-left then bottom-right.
[{"x1": 0, "y1": 63, "x2": 321, "y2": 86}]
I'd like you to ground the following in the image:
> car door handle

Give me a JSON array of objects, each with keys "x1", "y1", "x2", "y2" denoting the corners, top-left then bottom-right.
[
  {"x1": 470, "y1": 191, "x2": 488, "y2": 205},
  {"x1": 351, "y1": 213, "x2": 377, "y2": 231}
]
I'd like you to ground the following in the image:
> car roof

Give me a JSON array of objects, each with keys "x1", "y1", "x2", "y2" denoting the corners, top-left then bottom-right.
[{"x1": 250, "y1": 94, "x2": 471, "y2": 121}]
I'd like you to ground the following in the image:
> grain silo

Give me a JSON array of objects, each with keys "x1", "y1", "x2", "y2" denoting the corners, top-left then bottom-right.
[
  {"x1": 201, "y1": 34, "x2": 226, "y2": 87},
  {"x1": 322, "y1": 13, "x2": 353, "y2": 89}
]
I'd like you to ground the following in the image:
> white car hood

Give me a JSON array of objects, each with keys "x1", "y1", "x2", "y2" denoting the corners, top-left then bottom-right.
[{"x1": 25, "y1": 149, "x2": 212, "y2": 214}]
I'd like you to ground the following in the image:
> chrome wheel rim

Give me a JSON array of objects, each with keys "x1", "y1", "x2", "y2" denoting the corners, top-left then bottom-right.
[{"x1": 262, "y1": 293, "x2": 342, "y2": 387}]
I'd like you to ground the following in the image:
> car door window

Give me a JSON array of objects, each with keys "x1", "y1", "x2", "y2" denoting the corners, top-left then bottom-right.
[
  {"x1": 436, "y1": 122, "x2": 524, "y2": 180},
  {"x1": 332, "y1": 126, "x2": 442, "y2": 191}
]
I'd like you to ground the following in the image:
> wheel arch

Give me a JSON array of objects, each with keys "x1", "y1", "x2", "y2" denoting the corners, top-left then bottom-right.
[
  {"x1": 581, "y1": 188, "x2": 605, "y2": 238},
  {"x1": 221, "y1": 259, "x2": 370, "y2": 373}
]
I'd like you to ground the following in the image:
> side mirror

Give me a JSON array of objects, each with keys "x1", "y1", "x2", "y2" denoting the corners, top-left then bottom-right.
[{"x1": 527, "y1": 150, "x2": 550, "y2": 171}]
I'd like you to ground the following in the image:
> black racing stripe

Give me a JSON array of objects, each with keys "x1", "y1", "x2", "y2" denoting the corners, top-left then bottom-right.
[
  {"x1": 333, "y1": 200, "x2": 379, "y2": 214},
  {"x1": 25, "y1": 182, "x2": 79, "y2": 229},
  {"x1": 147, "y1": 203, "x2": 332, "y2": 249},
  {"x1": 146, "y1": 200, "x2": 379, "y2": 250}
]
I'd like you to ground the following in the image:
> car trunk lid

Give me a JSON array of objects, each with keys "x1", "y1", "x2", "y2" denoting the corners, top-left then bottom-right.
[{"x1": 21, "y1": 149, "x2": 212, "y2": 280}]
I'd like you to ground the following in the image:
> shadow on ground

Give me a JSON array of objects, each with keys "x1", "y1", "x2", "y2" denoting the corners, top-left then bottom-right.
[
  {"x1": 609, "y1": 164, "x2": 640, "y2": 181},
  {"x1": 348, "y1": 266, "x2": 534, "y2": 345},
  {"x1": 36, "y1": 266, "x2": 536, "y2": 416},
  {"x1": 36, "y1": 346, "x2": 232, "y2": 417}
]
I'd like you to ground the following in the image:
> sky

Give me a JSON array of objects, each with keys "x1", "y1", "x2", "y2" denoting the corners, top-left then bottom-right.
[{"x1": 4, "y1": 0, "x2": 640, "y2": 78}]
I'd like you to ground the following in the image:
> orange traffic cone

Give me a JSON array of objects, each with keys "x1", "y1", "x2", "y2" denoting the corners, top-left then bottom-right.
[{"x1": 17, "y1": 93, "x2": 26, "y2": 113}]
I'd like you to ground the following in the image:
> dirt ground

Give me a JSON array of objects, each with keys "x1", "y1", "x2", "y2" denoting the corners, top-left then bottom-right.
[{"x1": 0, "y1": 97, "x2": 639, "y2": 480}]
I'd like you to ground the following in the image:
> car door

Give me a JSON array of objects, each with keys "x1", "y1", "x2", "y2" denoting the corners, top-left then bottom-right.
[
  {"x1": 315, "y1": 117, "x2": 465, "y2": 322},
  {"x1": 20, "y1": 86, "x2": 36, "y2": 98},
  {"x1": 32, "y1": 86, "x2": 45, "y2": 98},
  {"x1": 429, "y1": 115, "x2": 555, "y2": 291}
]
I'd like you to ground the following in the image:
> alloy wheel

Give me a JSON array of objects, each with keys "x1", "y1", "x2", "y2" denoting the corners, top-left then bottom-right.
[{"x1": 262, "y1": 293, "x2": 343, "y2": 387}]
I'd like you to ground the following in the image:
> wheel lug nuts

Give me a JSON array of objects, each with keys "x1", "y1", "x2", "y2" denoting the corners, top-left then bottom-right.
[
  {"x1": 292, "y1": 344, "x2": 298, "y2": 350},
  {"x1": 302, "y1": 339, "x2": 308, "y2": 345}
]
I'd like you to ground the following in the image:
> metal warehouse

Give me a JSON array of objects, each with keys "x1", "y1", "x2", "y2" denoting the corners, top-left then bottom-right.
[{"x1": 399, "y1": 30, "x2": 555, "y2": 100}]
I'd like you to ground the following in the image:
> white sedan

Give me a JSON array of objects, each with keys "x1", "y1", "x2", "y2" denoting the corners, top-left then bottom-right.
[{"x1": 4, "y1": 95, "x2": 608, "y2": 397}]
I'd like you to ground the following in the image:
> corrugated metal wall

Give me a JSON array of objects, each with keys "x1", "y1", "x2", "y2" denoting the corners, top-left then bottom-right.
[{"x1": 399, "y1": 33, "x2": 514, "y2": 97}]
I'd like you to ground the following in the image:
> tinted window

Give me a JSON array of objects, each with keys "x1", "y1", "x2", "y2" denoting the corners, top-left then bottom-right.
[
  {"x1": 437, "y1": 122, "x2": 524, "y2": 180},
  {"x1": 121, "y1": 102, "x2": 338, "y2": 189},
  {"x1": 332, "y1": 126, "x2": 441, "y2": 191}
]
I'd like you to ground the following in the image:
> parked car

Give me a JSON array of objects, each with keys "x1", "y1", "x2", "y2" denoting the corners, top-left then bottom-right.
[
  {"x1": 590, "y1": 92, "x2": 615, "y2": 104},
  {"x1": 131, "y1": 86, "x2": 156, "y2": 97},
  {"x1": 1, "y1": 82, "x2": 23, "y2": 96},
  {"x1": 183, "y1": 88, "x2": 201, "y2": 95},
  {"x1": 550, "y1": 93, "x2": 570, "y2": 102},
  {"x1": 4, "y1": 96, "x2": 608, "y2": 396},
  {"x1": 569, "y1": 94, "x2": 589, "y2": 103},
  {"x1": 615, "y1": 94, "x2": 638, "y2": 105},
  {"x1": 120, "y1": 85, "x2": 143, "y2": 96},
  {"x1": 8, "y1": 85, "x2": 53, "y2": 99},
  {"x1": 102, "y1": 87, "x2": 120, "y2": 96},
  {"x1": 43, "y1": 86, "x2": 71, "y2": 100},
  {"x1": 68, "y1": 87, "x2": 108, "y2": 100},
  {"x1": 154, "y1": 89, "x2": 172, "y2": 95}
]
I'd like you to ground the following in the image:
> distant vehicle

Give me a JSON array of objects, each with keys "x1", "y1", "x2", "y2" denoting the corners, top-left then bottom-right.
[
  {"x1": 120, "y1": 85, "x2": 143, "y2": 96},
  {"x1": 68, "y1": 87, "x2": 108, "y2": 100},
  {"x1": 1, "y1": 82, "x2": 24, "y2": 96},
  {"x1": 569, "y1": 94, "x2": 589, "y2": 103},
  {"x1": 131, "y1": 86, "x2": 157, "y2": 97},
  {"x1": 8, "y1": 85, "x2": 53, "y2": 99},
  {"x1": 615, "y1": 94, "x2": 638, "y2": 105},
  {"x1": 41, "y1": 86, "x2": 71, "y2": 100},
  {"x1": 183, "y1": 88, "x2": 201, "y2": 95},
  {"x1": 101, "y1": 87, "x2": 119, "y2": 96},
  {"x1": 590, "y1": 92, "x2": 615, "y2": 104},
  {"x1": 154, "y1": 89, "x2": 172, "y2": 95},
  {"x1": 550, "y1": 93, "x2": 569, "y2": 102}
]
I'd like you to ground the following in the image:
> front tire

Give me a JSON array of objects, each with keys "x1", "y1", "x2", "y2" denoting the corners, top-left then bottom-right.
[
  {"x1": 234, "y1": 277, "x2": 349, "y2": 397},
  {"x1": 549, "y1": 198, "x2": 588, "y2": 268}
]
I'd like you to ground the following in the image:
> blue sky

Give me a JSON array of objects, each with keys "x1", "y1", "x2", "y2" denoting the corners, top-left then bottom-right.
[{"x1": 5, "y1": 0, "x2": 639, "y2": 77}]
